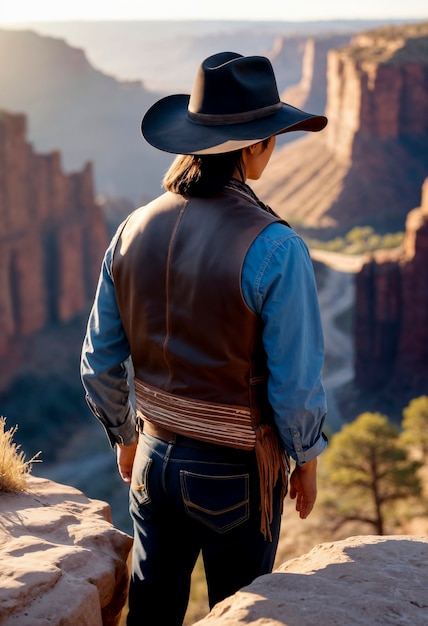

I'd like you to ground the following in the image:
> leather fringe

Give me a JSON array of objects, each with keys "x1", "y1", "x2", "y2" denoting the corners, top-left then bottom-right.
[{"x1": 255, "y1": 423, "x2": 290, "y2": 541}]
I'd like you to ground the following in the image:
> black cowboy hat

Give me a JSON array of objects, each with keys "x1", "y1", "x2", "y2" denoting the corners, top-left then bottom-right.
[{"x1": 141, "y1": 51, "x2": 327, "y2": 155}]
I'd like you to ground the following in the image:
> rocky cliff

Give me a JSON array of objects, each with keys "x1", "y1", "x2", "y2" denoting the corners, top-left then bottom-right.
[
  {"x1": 276, "y1": 34, "x2": 351, "y2": 116},
  {"x1": 0, "y1": 111, "x2": 109, "y2": 387},
  {"x1": 0, "y1": 476, "x2": 132, "y2": 625},
  {"x1": 325, "y1": 25, "x2": 428, "y2": 155},
  {"x1": 254, "y1": 21, "x2": 428, "y2": 235},
  {"x1": 194, "y1": 535, "x2": 428, "y2": 625},
  {"x1": 354, "y1": 178, "x2": 428, "y2": 391}
]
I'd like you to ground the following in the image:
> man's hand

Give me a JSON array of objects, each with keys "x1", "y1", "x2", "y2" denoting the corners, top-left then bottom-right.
[
  {"x1": 116, "y1": 438, "x2": 138, "y2": 483},
  {"x1": 289, "y1": 458, "x2": 317, "y2": 519}
]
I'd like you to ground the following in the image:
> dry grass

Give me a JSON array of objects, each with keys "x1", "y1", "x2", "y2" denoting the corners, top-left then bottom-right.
[{"x1": 0, "y1": 417, "x2": 41, "y2": 492}]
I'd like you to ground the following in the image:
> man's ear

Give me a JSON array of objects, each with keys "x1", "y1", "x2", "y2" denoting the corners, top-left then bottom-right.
[{"x1": 244, "y1": 143, "x2": 257, "y2": 156}]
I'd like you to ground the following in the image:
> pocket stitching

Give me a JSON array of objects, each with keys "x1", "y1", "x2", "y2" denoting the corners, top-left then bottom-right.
[{"x1": 180, "y1": 470, "x2": 250, "y2": 533}]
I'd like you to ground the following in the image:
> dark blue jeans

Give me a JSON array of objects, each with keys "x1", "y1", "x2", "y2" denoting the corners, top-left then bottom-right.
[{"x1": 126, "y1": 432, "x2": 283, "y2": 626}]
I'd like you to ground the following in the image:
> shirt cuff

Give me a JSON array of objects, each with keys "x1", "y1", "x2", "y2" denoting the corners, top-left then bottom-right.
[
  {"x1": 102, "y1": 413, "x2": 138, "y2": 448},
  {"x1": 292, "y1": 431, "x2": 328, "y2": 466}
]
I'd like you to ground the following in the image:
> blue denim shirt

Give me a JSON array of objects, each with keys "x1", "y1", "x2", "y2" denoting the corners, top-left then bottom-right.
[{"x1": 81, "y1": 220, "x2": 327, "y2": 465}]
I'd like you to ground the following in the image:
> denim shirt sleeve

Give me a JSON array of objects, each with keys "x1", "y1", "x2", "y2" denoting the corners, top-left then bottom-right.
[
  {"x1": 241, "y1": 222, "x2": 328, "y2": 465},
  {"x1": 80, "y1": 229, "x2": 137, "y2": 448}
]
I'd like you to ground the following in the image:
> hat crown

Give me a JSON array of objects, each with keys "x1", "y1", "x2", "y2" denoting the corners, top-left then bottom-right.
[{"x1": 188, "y1": 52, "x2": 281, "y2": 121}]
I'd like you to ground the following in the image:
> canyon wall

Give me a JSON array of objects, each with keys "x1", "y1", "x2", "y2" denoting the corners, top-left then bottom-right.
[
  {"x1": 278, "y1": 34, "x2": 351, "y2": 115},
  {"x1": 325, "y1": 26, "x2": 428, "y2": 162},
  {"x1": 256, "y1": 21, "x2": 428, "y2": 234},
  {"x1": 354, "y1": 178, "x2": 428, "y2": 391},
  {"x1": 321, "y1": 23, "x2": 428, "y2": 231},
  {"x1": 0, "y1": 111, "x2": 109, "y2": 385}
]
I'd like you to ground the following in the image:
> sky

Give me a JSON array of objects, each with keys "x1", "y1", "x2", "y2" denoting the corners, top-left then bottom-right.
[{"x1": 0, "y1": 0, "x2": 427, "y2": 24}]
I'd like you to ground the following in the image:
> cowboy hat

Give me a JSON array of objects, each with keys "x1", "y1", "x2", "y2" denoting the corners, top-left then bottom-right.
[{"x1": 141, "y1": 51, "x2": 327, "y2": 155}]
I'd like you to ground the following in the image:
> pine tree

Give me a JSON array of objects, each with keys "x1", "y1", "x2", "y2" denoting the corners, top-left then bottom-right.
[
  {"x1": 400, "y1": 396, "x2": 428, "y2": 463},
  {"x1": 321, "y1": 412, "x2": 422, "y2": 535}
]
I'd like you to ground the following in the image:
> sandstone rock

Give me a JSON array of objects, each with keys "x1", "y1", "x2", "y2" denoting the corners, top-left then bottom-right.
[
  {"x1": 354, "y1": 178, "x2": 428, "y2": 391},
  {"x1": 326, "y1": 24, "x2": 428, "y2": 155},
  {"x1": 0, "y1": 476, "x2": 132, "y2": 626},
  {"x1": 255, "y1": 22, "x2": 428, "y2": 233},
  {"x1": 193, "y1": 535, "x2": 428, "y2": 625},
  {"x1": 275, "y1": 34, "x2": 350, "y2": 115},
  {"x1": 0, "y1": 111, "x2": 109, "y2": 387}
]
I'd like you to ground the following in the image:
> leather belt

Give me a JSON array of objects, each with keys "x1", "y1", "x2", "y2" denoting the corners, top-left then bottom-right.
[{"x1": 142, "y1": 420, "x2": 177, "y2": 443}]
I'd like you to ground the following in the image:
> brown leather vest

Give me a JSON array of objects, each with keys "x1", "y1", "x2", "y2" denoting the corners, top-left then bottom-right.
[
  {"x1": 113, "y1": 185, "x2": 289, "y2": 539},
  {"x1": 112, "y1": 186, "x2": 281, "y2": 422}
]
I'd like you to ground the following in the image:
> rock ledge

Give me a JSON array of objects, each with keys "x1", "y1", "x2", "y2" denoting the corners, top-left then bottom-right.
[
  {"x1": 0, "y1": 476, "x2": 132, "y2": 626},
  {"x1": 194, "y1": 535, "x2": 428, "y2": 625}
]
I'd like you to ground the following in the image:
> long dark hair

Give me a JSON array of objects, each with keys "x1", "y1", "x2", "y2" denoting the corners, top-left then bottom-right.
[{"x1": 163, "y1": 150, "x2": 245, "y2": 197}]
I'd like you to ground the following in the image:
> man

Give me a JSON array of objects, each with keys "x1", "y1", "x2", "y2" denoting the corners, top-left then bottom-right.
[{"x1": 81, "y1": 51, "x2": 328, "y2": 625}]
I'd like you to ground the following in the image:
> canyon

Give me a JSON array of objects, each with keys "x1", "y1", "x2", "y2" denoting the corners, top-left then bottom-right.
[
  {"x1": 254, "y1": 21, "x2": 428, "y2": 403},
  {"x1": 0, "y1": 21, "x2": 427, "y2": 426},
  {"x1": 2, "y1": 21, "x2": 427, "y2": 236},
  {"x1": 0, "y1": 20, "x2": 427, "y2": 438},
  {"x1": 255, "y1": 21, "x2": 428, "y2": 235},
  {"x1": 0, "y1": 28, "x2": 170, "y2": 202},
  {"x1": 0, "y1": 111, "x2": 109, "y2": 388},
  {"x1": 0, "y1": 20, "x2": 427, "y2": 625}
]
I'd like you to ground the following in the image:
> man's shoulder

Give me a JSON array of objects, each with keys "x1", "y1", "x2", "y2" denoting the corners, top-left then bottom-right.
[
  {"x1": 257, "y1": 221, "x2": 301, "y2": 246},
  {"x1": 247, "y1": 222, "x2": 311, "y2": 270}
]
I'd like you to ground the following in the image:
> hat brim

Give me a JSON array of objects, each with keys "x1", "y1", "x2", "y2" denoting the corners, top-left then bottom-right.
[{"x1": 142, "y1": 94, "x2": 327, "y2": 155}]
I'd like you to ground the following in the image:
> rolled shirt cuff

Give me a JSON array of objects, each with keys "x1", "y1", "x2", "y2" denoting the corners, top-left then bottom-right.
[{"x1": 292, "y1": 431, "x2": 328, "y2": 466}]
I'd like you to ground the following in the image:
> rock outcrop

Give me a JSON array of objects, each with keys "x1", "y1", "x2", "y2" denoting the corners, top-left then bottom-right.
[
  {"x1": 325, "y1": 25, "x2": 428, "y2": 159},
  {"x1": 0, "y1": 476, "x2": 132, "y2": 626},
  {"x1": 193, "y1": 535, "x2": 428, "y2": 625},
  {"x1": 0, "y1": 111, "x2": 109, "y2": 386},
  {"x1": 254, "y1": 21, "x2": 428, "y2": 235},
  {"x1": 354, "y1": 178, "x2": 428, "y2": 391},
  {"x1": 277, "y1": 34, "x2": 351, "y2": 115}
]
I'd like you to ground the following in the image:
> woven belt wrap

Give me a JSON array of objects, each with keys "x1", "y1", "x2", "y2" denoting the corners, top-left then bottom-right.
[
  {"x1": 134, "y1": 378, "x2": 256, "y2": 450},
  {"x1": 134, "y1": 378, "x2": 289, "y2": 540}
]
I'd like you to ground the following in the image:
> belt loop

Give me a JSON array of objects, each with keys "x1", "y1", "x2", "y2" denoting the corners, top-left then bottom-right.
[{"x1": 137, "y1": 415, "x2": 144, "y2": 434}]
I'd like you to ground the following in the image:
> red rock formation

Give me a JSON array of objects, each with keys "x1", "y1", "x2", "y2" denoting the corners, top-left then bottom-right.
[
  {"x1": 0, "y1": 112, "x2": 109, "y2": 382},
  {"x1": 354, "y1": 179, "x2": 428, "y2": 390},
  {"x1": 325, "y1": 31, "x2": 428, "y2": 160},
  {"x1": 279, "y1": 35, "x2": 351, "y2": 116},
  {"x1": 255, "y1": 22, "x2": 428, "y2": 235}
]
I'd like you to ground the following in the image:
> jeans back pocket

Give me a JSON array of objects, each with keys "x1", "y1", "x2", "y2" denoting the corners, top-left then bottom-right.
[{"x1": 180, "y1": 470, "x2": 249, "y2": 533}]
